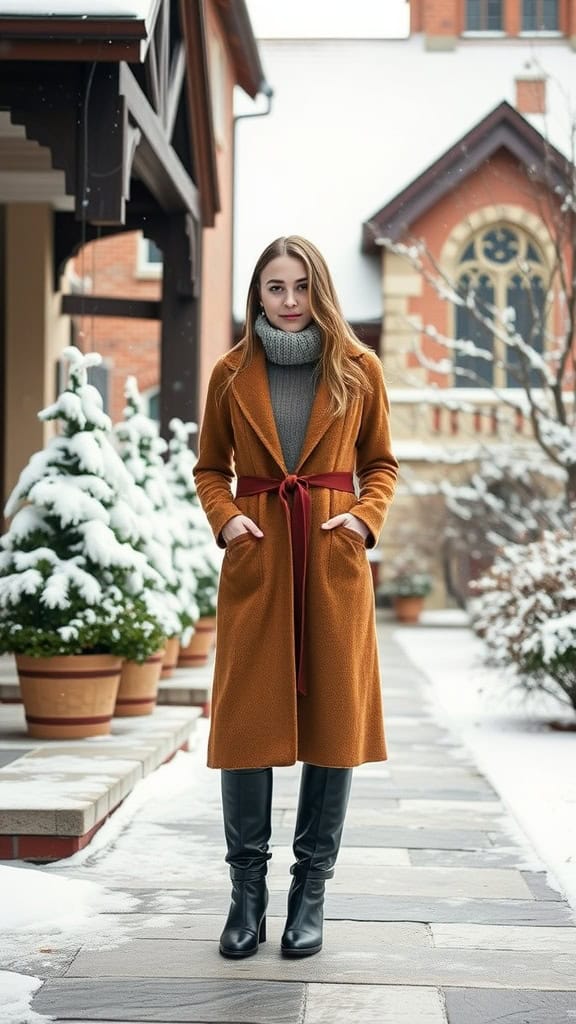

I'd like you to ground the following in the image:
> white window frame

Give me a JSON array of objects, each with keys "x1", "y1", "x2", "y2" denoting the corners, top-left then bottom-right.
[{"x1": 136, "y1": 233, "x2": 163, "y2": 280}]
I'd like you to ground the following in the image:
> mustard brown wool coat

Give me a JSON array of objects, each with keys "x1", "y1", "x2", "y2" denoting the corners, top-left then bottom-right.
[{"x1": 193, "y1": 340, "x2": 399, "y2": 769}]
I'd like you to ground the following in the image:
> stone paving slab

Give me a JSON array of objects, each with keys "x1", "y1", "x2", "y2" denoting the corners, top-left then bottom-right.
[
  {"x1": 268, "y1": 844, "x2": 411, "y2": 868},
  {"x1": 444, "y1": 988, "x2": 576, "y2": 1023},
  {"x1": 101, "y1": 914, "x2": 430, "y2": 946},
  {"x1": 304, "y1": 984, "x2": 446, "y2": 1023},
  {"x1": 159, "y1": 860, "x2": 534, "y2": 900},
  {"x1": 64, "y1": 936, "x2": 576, "y2": 989},
  {"x1": 164, "y1": 823, "x2": 498, "y2": 850},
  {"x1": 34, "y1": 978, "x2": 305, "y2": 1023},
  {"x1": 431, "y1": 923, "x2": 576, "y2": 951},
  {"x1": 111, "y1": 888, "x2": 576, "y2": 925},
  {"x1": 280, "y1": 807, "x2": 508, "y2": 829},
  {"x1": 0, "y1": 747, "x2": 32, "y2": 767},
  {"x1": 522, "y1": 871, "x2": 567, "y2": 901},
  {"x1": 409, "y1": 847, "x2": 531, "y2": 868}
]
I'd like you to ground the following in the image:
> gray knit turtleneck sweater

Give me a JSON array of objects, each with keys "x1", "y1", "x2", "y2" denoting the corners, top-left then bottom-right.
[{"x1": 255, "y1": 313, "x2": 322, "y2": 473}]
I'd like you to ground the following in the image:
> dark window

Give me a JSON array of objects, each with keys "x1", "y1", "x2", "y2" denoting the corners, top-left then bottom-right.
[
  {"x1": 145, "y1": 238, "x2": 163, "y2": 265},
  {"x1": 466, "y1": 0, "x2": 503, "y2": 31},
  {"x1": 455, "y1": 272, "x2": 495, "y2": 387},
  {"x1": 147, "y1": 389, "x2": 160, "y2": 421},
  {"x1": 505, "y1": 274, "x2": 546, "y2": 387},
  {"x1": 522, "y1": 0, "x2": 558, "y2": 31}
]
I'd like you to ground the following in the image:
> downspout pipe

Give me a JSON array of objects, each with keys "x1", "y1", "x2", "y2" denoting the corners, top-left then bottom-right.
[{"x1": 231, "y1": 80, "x2": 274, "y2": 341}]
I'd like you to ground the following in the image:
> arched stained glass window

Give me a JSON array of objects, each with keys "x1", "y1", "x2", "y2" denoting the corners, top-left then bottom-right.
[{"x1": 453, "y1": 224, "x2": 547, "y2": 389}]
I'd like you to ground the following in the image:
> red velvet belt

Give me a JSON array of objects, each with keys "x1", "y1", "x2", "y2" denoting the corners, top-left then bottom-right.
[{"x1": 235, "y1": 472, "x2": 355, "y2": 697}]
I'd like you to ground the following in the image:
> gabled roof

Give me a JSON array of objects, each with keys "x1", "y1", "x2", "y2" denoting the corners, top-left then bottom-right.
[{"x1": 362, "y1": 100, "x2": 571, "y2": 251}]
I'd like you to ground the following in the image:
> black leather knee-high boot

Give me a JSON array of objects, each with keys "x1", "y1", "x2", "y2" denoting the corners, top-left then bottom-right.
[
  {"x1": 219, "y1": 767, "x2": 273, "y2": 959},
  {"x1": 281, "y1": 764, "x2": 352, "y2": 958}
]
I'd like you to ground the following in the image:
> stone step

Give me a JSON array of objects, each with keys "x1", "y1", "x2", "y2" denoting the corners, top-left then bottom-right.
[{"x1": 0, "y1": 704, "x2": 200, "y2": 861}]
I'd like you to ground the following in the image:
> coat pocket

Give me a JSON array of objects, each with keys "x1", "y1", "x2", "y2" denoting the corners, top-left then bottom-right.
[
  {"x1": 222, "y1": 532, "x2": 263, "y2": 593},
  {"x1": 328, "y1": 525, "x2": 368, "y2": 584}
]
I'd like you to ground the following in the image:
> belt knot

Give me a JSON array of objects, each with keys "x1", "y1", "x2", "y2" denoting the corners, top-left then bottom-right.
[{"x1": 283, "y1": 474, "x2": 301, "y2": 493}]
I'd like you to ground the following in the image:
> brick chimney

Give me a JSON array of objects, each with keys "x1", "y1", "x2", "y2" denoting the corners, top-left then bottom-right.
[{"x1": 515, "y1": 65, "x2": 547, "y2": 115}]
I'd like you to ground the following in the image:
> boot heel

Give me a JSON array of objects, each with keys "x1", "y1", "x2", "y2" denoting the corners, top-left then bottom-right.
[{"x1": 259, "y1": 916, "x2": 267, "y2": 943}]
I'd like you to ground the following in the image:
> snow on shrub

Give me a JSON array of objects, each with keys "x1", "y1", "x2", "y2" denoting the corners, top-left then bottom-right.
[
  {"x1": 166, "y1": 418, "x2": 221, "y2": 620},
  {"x1": 0, "y1": 348, "x2": 165, "y2": 661},
  {"x1": 114, "y1": 377, "x2": 193, "y2": 643},
  {"x1": 470, "y1": 531, "x2": 576, "y2": 713}
]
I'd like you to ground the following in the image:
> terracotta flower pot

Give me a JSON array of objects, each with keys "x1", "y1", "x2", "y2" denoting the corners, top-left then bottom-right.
[
  {"x1": 114, "y1": 649, "x2": 165, "y2": 716},
  {"x1": 16, "y1": 653, "x2": 122, "y2": 739},
  {"x1": 160, "y1": 636, "x2": 180, "y2": 679},
  {"x1": 177, "y1": 616, "x2": 216, "y2": 668},
  {"x1": 393, "y1": 595, "x2": 425, "y2": 624}
]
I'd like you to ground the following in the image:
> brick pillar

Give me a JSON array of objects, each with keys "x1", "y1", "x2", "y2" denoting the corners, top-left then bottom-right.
[
  {"x1": 504, "y1": 0, "x2": 521, "y2": 35},
  {"x1": 567, "y1": 0, "x2": 576, "y2": 46},
  {"x1": 410, "y1": 0, "x2": 423, "y2": 33},
  {"x1": 423, "y1": 0, "x2": 459, "y2": 49}
]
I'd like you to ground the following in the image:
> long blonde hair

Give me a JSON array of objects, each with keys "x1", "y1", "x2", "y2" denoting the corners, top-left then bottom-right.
[{"x1": 221, "y1": 236, "x2": 373, "y2": 416}]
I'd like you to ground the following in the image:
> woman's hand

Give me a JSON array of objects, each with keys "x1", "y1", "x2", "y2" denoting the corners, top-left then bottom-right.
[
  {"x1": 222, "y1": 514, "x2": 263, "y2": 545},
  {"x1": 321, "y1": 513, "x2": 370, "y2": 542}
]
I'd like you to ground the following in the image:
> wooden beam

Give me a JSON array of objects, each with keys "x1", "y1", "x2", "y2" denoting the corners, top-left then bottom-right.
[
  {"x1": 62, "y1": 295, "x2": 161, "y2": 320},
  {"x1": 0, "y1": 39, "x2": 142, "y2": 62},
  {"x1": 179, "y1": 0, "x2": 220, "y2": 226},
  {"x1": 166, "y1": 42, "x2": 186, "y2": 141},
  {"x1": 0, "y1": 16, "x2": 147, "y2": 40},
  {"x1": 119, "y1": 62, "x2": 200, "y2": 219},
  {"x1": 159, "y1": 213, "x2": 200, "y2": 433},
  {"x1": 78, "y1": 64, "x2": 132, "y2": 225},
  {"x1": 145, "y1": 37, "x2": 162, "y2": 117}
]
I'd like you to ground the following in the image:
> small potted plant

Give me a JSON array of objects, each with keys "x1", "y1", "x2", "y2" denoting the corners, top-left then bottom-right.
[
  {"x1": 0, "y1": 348, "x2": 166, "y2": 738},
  {"x1": 379, "y1": 557, "x2": 433, "y2": 624}
]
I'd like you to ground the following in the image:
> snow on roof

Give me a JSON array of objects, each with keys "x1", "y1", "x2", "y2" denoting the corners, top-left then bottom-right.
[
  {"x1": 233, "y1": 34, "x2": 576, "y2": 320},
  {"x1": 0, "y1": 0, "x2": 151, "y2": 16}
]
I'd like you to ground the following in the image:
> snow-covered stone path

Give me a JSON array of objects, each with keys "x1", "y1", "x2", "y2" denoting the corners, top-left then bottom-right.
[{"x1": 2, "y1": 623, "x2": 576, "y2": 1024}]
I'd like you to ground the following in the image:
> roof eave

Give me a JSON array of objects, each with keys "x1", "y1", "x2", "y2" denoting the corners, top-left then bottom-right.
[
  {"x1": 212, "y1": 0, "x2": 268, "y2": 98},
  {"x1": 362, "y1": 101, "x2": 571, "y2": 251}
]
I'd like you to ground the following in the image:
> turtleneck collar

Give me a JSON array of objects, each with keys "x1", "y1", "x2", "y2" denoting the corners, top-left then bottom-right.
[{"x1": 255, "y1": 312, "x2": 323, "y2": 366}]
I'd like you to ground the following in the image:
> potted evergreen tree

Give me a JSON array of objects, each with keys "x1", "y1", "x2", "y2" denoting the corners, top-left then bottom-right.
[
  {"x1": 166, "y1": 418, "x2": 221, "y2": 667},
  {"x1": 0, "y1": 348, "x2": 165, "y2": 738},
  {"x1": 113, "y1": 377, "x2": 191, "y2": 711}
]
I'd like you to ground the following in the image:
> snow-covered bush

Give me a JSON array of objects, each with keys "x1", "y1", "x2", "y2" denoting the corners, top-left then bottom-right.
[
  {"x1": 166, "y1": 418, "x2": 221, "y2": 619},
  {"x1": 470, "y1": 531, "x2": 576, "y2": 713},
  {"x1": 0, "y1": 348, "x2": 165, "y2": 660},
  {"x1": 114, "y1": 378, "x2": 193, "y2": 643}
]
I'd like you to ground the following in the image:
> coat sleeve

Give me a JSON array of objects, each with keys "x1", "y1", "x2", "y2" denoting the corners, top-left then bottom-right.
[
  {"x1": 193, "y1": 359, "x2": 242, "y2": 548},
  {"x1": 348, "y1": 352, "x2": 399, "y2": 548}
]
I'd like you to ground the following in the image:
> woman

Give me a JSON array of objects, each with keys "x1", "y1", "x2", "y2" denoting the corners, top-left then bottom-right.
[{"x1": 193, "y1": 235, "x2": 398, "y2": 960}]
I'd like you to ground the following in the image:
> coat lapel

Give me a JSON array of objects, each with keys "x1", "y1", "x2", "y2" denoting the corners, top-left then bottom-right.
[{"x1": 230, "y1": 345, "x2": 287, "y2": 473}]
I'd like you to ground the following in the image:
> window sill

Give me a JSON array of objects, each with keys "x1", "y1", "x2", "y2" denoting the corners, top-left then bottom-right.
[
  {"x1": 134, "y1": 266, "x2": 163, "y2": 280},
  {"x1": 461, "y1": 31, "x2": 506, "y2": 38},
  {"x1": 518, "y1": 31, "x2": 563, "y2": 38}
]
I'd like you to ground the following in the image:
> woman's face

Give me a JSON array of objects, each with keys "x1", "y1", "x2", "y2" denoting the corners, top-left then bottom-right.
[{"x1": 259, "y1": 255, "x2": 312, "y2": 333}]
